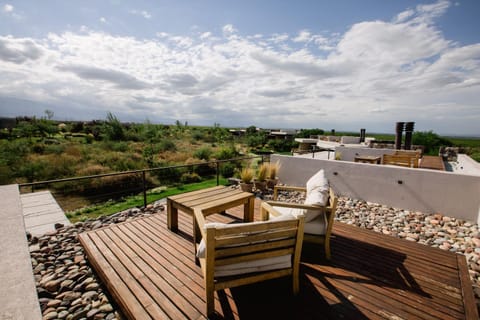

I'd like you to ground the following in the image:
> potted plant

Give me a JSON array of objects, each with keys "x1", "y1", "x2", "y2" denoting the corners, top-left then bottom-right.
[
  {"x1": 266, "y1": 161, "x2": 281, "y2": 189},
  {"x1": 254, "y1": 163, "x2": 268, "y2": 192},
  {"x1": 239, "y1": 167, "x2": 254, "y2": 193}
]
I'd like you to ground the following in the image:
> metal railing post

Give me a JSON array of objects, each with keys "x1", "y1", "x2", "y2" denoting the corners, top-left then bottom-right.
[
  {"x1": 216, "y1": 161, "x2": 220, "y2": 186},
  {"x1": 142, "y1": 171, "x2": 147, "y2": 208}
]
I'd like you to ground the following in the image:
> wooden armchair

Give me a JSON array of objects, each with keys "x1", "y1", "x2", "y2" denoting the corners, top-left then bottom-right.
[
  {"x1": 263, "y1": 184, "x2": 338, "y2": 260},
  {"x1": 382, "y1": 153, "x2": 419, "y2": 168},
  {"x1": 193, "y1": 207, "x2": 304, "y2": 317}
]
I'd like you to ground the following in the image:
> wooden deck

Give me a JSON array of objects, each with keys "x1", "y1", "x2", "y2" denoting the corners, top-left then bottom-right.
[{"x1": 79, "y1": 199, "x2": 478, "y2": 320}]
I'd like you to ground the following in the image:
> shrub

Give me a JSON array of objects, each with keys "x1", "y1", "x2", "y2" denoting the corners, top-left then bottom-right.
[
  {"x1": 84, "y1": 134, "x2": 94, "y2": 144},
  {"x1": 32, "y1": 143, "x2": 45, "y2": 154},
  {"x1": 191, "y1": 130, "x2": 204, "y2": 141},
  {"x1": 194, "y1": 146, "x2": 212, "y2": 160},
  {"x1": 158, "y1": 139, "x2": 176, "y2": 152},
  {"x1": 44, "y1": 143, "x2": 66, "y2": 155},
  {"x1": 153, "y1": 161, "x2": 182, "y2": 184},
  {"x1": 214, "y1": 146, "x2": 239, "y2": 160},
  {"x1": 103, "y1": 112, "x2": 125, "y2": 141},
  {"x1": 412, "y1": 131, "x2": 452, "y2": 155},
  {"x1": 219, "y1": 162, "x2": 236, "y2": 178},
  {"x1": 185, "y1": 158, "x2": 216, "y2": 177},
  {"x1": 180, "y1": 172, "x2": 202, "y2": 183}
]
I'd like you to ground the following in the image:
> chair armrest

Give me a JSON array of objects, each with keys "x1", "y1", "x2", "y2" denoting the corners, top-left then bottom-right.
[
  {"x1": 260, "y1": 201, "x2": 284, "y2": 220},
  {"x1": 193, "y1": 209, "x2": 207, "y2": 249},
  {"x1": 273, "y1": 185, "x2": 307, "y2": 200},
  {"x1": 266, "y1": 201, "x2": 325, "y2": 211}
]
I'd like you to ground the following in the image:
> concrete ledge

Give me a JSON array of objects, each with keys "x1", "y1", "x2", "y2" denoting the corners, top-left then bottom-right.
[
  {"x1": 0, "y1": 184, "x2": 42, "y2": 320},
  {"x1": 21, "y1": 190, "x2": 70, "y2": 236}
]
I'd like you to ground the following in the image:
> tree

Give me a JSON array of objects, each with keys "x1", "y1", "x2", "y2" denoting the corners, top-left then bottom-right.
[
  {"x1": 296, "y1": 128, "x2": 324, "y2": 138},
  {"x1": 246, "y1": 125, "x2": 257, "y2": 136},
  {"x1": 412, "y1": 131, "x2": 452, "y2": 155},
  {"x1": 44, "y1": 109, "x2": 54, "y2": 120},
  {"x1": 103, "y1": 112, "x2": 125, "y2": 141}
]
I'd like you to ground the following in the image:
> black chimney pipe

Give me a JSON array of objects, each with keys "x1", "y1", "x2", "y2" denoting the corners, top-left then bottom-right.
[
  {"x1": 395, "y1": 122, "x2": 404, "y2": 150},
  {"x1": 360, "y1": 128, "x2": 366, "y2": 143},
  {"x1": 404, "y1": 122, "x2": 415, "y2": 150}
]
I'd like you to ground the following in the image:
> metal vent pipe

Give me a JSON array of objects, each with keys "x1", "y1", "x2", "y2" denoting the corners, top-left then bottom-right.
[
  {"x1": 404, "y1": 122, "x2": 415, "y2": 150},
  {"x1": 360, "y1": 128, "x2": 366, "y2": 142},
  {"x1": 395, "y1": 122, "x2": 404, "y2": 150}
]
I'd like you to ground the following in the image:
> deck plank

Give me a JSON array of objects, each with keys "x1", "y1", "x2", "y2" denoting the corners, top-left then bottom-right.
[{"x1": 79, "y1": 199, "x2": 478, "y2": 320}]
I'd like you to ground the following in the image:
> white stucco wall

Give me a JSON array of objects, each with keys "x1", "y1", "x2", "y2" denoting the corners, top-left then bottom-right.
[{"x1": 272, "y1": 155, "x2": 480, "y2": 224}]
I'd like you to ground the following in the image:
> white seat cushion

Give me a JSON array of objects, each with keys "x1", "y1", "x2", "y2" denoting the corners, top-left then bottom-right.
[
  {"x1": 303, "y1": 213, "x2": 327, "y2": 235},
  {"x1": 213, "y1": 254, "x2": 292, "y2": 277},
  {"x1": 303, "y1": 170, "x2": 329, "y2": 221},
  {"x1": 306, "y1": 169, "x2": 329, "y2": 196},
  {"x1": 270, "y1": 206, "x2": 327, "y2": 235}
]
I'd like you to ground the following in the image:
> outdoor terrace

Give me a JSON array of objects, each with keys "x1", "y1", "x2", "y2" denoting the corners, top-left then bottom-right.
[{"x1": 79, "y1": 198, "x2": 478, "y2": 319}]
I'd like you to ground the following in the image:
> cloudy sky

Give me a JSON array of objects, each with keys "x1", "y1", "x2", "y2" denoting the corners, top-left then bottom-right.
[{"x1": 1, "y1": 0, "x2": 479, "y2": 135}]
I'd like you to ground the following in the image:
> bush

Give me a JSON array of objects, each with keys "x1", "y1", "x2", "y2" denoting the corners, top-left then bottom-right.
[
  {"x1": 84, "y1": 134, "x2": 94, "y2": 144},
  {"x1": 214, "y1": 146, "x2": 239, "y2": 160},
  {"x1": 185, "y1": 158, "x2": 216, "y2": 177},
  {"x1": 180, "y1": 172, "x2": 202, "y2": 183},
  {"x1": 158, "y1": 139, "x2": 176, "y2": 152},
  {"x1": 191, "y1": 130, "x2": 204, "y2": 141},
  {"x1": 219, "y1": 162, "x2": 236, "y2": 178},
  {"x1": 103, "y1": 112, "x2": 125, "y2": 141},
  {"x1": 194, "y1": 146, "x2": 212, "y2": 160},
  {"x1": 153, "y1": 161, "x2": 182, "y2": 184},
  {"x1": 44, "y1": 143, "x2": 66, "y2": 155},
  {"x1": 412, "y1": 131, "x2": 452, "y2": 155},
  {"x1": 32, "y1": 143, "x2": 45, "y2": 154}
]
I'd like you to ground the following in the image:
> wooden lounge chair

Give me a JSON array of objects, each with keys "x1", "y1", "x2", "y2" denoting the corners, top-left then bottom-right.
[
  {"x1": 193, "y1": 207, "x2": 304, "y2": 317},
  {"x1": 262, "y1": 169, "x2": 338, "y2": 260}
]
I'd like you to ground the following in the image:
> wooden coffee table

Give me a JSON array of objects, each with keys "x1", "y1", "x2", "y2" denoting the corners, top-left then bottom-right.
[{"x1": 167, "y1": 185, "x2": 255, "y2": 233}]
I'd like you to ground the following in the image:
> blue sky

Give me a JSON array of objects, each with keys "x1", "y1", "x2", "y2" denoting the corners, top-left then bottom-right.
[{"x1": 1, "y1": 0, "x2": 479, "y2": 135}]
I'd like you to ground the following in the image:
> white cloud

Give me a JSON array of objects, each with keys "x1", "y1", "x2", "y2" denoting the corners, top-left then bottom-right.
[
  {"x1": 270, "y1": 33, "x2": 289, "y2": 43},
  {"x1": 130, "y1": 9, "x2": 152, "y2": 19},
  {"x1": 200, "y1": 32, "x2": 211, "y2": 39},
  {"x1": 3, "y1": 4, "x2": 13, "y2": 12},
  {"x1": 0, "y1": 1, "x2": 478, "y2": 135},
  {"x1": 222, "y1": 24, "x2": 237, "y2": 35},
  {"x1": 100, "y1": 17, "x2": 107, "y2": 23},
  {"x1": 394, "y1": 9, "x2": 415, "y2": 23},
  {"x1": 293, "y1": 30, "x2": 311, "y2": 43}
]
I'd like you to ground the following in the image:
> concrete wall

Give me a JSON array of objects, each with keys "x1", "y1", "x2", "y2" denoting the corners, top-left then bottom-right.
[
  {"x1": 272, "y1": 155, "x2": 480, "y2": 224},
  {"x1": 0, "y1": 185, "x2": 42, "y2": 320}
]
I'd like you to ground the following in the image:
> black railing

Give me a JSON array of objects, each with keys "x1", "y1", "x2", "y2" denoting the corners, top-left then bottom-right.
[{"x1": 19, "y1": 155, "x2": 265, "y2": 210}]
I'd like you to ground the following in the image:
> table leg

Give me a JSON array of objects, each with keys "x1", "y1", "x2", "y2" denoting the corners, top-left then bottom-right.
[
  {"x1": 244, "y1": 196, "x2": 255, "y2": 222},
  {"x1": 167, "y1": 199, "x2": 178, "y2": 231}
]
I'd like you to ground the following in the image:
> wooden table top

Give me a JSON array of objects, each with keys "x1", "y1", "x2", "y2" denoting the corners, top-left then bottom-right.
[{"x1": 168, "y1": 186, "x2": 254, "y2": 212}]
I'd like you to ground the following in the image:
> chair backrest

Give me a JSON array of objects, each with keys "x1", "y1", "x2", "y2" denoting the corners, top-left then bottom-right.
[
  {"x1": 382, "y1": 153, "x2": 418, "y2": 168},
  {"x1": 203, "y1": 217, "x2": 304, "y2": 276}
]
